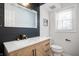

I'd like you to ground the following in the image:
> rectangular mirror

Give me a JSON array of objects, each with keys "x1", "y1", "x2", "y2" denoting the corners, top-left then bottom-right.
[{"x1": 4, "y1": 3, "x2": 37, "y2": 28}]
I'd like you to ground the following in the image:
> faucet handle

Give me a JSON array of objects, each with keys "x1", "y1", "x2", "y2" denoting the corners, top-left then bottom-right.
[{"x1": 22, "y1": 34, "x2": 28, "y2": 39}]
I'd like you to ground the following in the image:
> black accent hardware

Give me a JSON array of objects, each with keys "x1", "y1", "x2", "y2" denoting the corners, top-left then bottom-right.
[
  {"x1": 32, "y1": 49, "x2": 36, "y2": 56},
  {"x1": 32, "y1": 49, "x2": 34, "y2": 56},
  {"x1": 65, "y1": 39, "x2": 71, "y2": 41},
  {"x1": 35, "y1": 49, "x2": 36, "y2": 56}
]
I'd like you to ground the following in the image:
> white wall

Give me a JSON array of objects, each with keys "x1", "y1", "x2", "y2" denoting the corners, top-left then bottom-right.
[
  {"x1": 49, "y1": 3, "x2": 79, "y2": 56},
  {"x1": 40, "y1": 5, "x2": 49, "y2": 37}
]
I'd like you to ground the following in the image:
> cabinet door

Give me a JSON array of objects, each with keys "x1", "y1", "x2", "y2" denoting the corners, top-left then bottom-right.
[
  {"x1": 35, "y1": 40, "x2": 51, "y2": 56},
  {"x1": 9, "y1": 50, "x2": 18, "y2": 56},
  {"x1": 17, "y1": 46, "x2": 33, "y2": 56},
  {"x1": 35, "y1": 43, "x2": 45, "y2": 56},
  {"x1": 9, "y1": 46, "x2": 33, "y2": 56}
]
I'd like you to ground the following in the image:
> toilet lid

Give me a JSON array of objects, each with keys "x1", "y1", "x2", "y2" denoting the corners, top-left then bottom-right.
[{"x1": 51, "y1": 45, "x2": 63, "y2": 50}]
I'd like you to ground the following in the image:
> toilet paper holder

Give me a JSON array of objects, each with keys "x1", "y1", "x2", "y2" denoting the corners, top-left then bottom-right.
[{"x1": 65, "y1": 39, "x2": 71, "y2": 41}]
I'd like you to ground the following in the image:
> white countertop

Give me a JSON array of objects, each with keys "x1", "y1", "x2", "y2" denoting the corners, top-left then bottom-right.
[{"x1": 3, "y1": 37, "x2": 50, "y2": 53}]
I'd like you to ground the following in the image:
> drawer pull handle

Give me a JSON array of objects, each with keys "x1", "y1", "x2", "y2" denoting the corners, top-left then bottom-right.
[
  {"x1": 45, "y1": 49, "x2": 49, "y2": 52},
  {"x1": 32, "y1": 49, "x2": 36, "y2": 56},
  {"x1": 45, "y1": 43, "x2": 49, "y2": 46}
]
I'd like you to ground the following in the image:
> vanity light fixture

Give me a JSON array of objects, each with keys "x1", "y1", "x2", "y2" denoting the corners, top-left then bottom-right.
[
  {"x1": 18, "y1": 3, "x2": 32, "y2": 9},
  {"x1": 21, "y1": 3, "x2": 29, "y2": 7}
]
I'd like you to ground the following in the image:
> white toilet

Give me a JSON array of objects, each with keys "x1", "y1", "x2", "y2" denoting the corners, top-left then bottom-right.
[{"x1": 51, "y1": 45, "x2": 64, "y2": 56}]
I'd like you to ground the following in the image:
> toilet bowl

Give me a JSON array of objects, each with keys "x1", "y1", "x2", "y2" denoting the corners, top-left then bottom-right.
[{"x1": 51, "y1": 45, "x2": 64, "y2": 56}]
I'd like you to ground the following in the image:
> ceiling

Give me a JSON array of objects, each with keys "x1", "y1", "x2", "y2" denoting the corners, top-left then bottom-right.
[{"x1": 41, "y1": 3, "x2": 61, "y2": 11}]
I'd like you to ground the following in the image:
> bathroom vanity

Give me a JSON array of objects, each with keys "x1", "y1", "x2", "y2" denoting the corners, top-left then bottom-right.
[{"x1": 4, "y1": 37, "x2": 51, "y2": 56}]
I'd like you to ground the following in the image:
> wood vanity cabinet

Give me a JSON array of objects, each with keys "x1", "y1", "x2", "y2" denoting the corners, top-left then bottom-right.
[
  {"x1": 9, "y1": 39, "x2": 51, "y2": 56},
  {"x1": 9, "y1": 45, "x2": 34, "y2": 56}
]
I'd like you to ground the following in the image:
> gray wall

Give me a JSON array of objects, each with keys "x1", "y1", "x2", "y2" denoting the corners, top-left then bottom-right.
[{"x1": 0, "y1": 3, "x2": 40, "y2": 54}]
